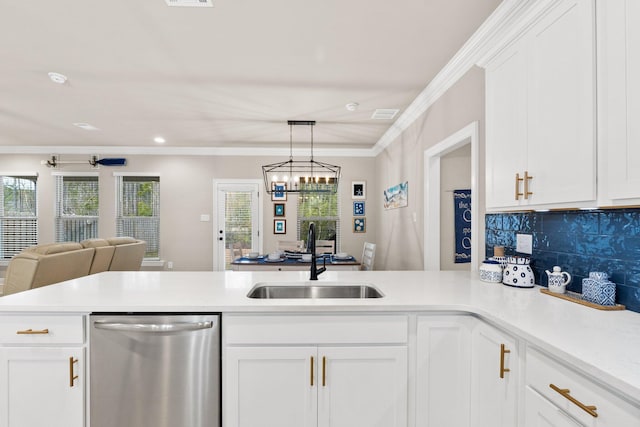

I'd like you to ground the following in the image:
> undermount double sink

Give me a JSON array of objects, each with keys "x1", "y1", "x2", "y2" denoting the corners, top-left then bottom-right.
[{"x1": 247, "y1": 282, "x2": 384, "y2": 299}]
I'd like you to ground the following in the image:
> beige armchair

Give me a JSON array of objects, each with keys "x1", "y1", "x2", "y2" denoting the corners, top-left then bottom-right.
[
  {"x1": 81, "y1": 238, "x2": 116, "y2": 274},
  {"x1": 3, "y1": 242, "x2": 95, "y2": 296},
  {"x1": 107, "y1": 237, "x2": 146, "y2": 271}
]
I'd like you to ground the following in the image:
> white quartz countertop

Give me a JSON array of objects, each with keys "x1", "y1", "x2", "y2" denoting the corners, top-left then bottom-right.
[{"x1": 1, "y1": 270, "x2": 639, "y2": 403}]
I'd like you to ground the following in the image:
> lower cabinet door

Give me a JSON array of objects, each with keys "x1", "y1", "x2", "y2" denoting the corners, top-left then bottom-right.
[
  {"x1": 0, "y1": 347, "x2": 84, "y2": 427},
  {"x1": 470, "y1": 322, "x2": 519, "y2": 427},
  {"x1": 415, "y1": 315, "x2": 473, "y2": 427},
  {"x1": 317, "y1": 346, "x2": 407, "y2": 427},
  {"x1": 525, "y1": 386, "x2": 585, "y2": 427},
  {"x1": 224, "y1": 346, "x2": 318, "y2": 427}
]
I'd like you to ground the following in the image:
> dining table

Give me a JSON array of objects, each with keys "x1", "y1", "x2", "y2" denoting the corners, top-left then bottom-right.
[{"x1": 230, "y1": 253, "x2": 361, "y2": 271}]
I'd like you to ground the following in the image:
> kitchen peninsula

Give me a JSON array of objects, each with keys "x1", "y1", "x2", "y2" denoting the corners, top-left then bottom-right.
[{"x1": 1, "y1": 270, "x2": 639, "y2": 427}]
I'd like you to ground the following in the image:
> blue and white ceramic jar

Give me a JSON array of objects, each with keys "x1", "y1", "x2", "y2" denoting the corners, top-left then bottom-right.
[
  {"x1": 502, "y1": 256, "x2": 535, "y2": 288},
  {"x1": 582, "y1": 272, "x2": 616, "y2": 306},
  {"x1": 479, "y1": 259, "x2": 503, "y2": 283}
]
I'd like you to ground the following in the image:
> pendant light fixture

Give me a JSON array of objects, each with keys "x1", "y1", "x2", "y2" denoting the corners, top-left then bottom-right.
[{"x1": 262, "y1": 120, "x2": 341, "y2": 194}]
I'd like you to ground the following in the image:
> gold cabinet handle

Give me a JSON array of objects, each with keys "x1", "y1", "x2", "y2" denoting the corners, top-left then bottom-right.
[
  {"x1": 322, "y1": 356, "x2": 326, "y2": 387},
  {"x1": 310, "y1": 356, "x2": 314, "y2": 387},
  {"x1": 524, "y1": 171, "x2": 533, "y2": 199},
  {"x1": 16, "y1": 328, "x2": 49, "y2": 335},
  {"x1": 549, "y1": 384, "x2": 598, "y2": 418},
  {"x1": 515, "y1": 173, "x2": 524, "y2": 200},
  {"x1": 499, "y1": 344, "x2": 511, "y2": 378},
  {"x1": 69, "y1": 357, "x2": 78, "y2": 387}
]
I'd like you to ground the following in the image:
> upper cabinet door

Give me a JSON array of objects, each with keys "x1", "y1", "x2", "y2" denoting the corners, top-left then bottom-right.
[
  {"x1": 526, "y1": 0, "x2": 596, "y2": 206},
  {"x1": 598, "y1": 0, "x2": 640, "y2": 204},
  {"x1": 485, "y1": 41, "x2": 529, "y2": 210},
  {"x1": 484, "y1": 0, "x2": 596, "y2": 211}
]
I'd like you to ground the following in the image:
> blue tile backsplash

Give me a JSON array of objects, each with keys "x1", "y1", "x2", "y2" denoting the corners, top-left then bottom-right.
[{"x1": 485, "y1": 209, "x2": 640, "y2": 313}]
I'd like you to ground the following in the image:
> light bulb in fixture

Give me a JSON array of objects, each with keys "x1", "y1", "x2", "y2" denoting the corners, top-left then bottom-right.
[{"x1": 153, "y1": 136, "x2": 166, "y2": 144}]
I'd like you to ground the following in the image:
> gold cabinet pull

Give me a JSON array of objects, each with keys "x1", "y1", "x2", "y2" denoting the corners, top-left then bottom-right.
[
  {"x1": 524, "y1": 171, "x2": 533, "y2": 199},
  {"x1": 310, "y1": 356, "x2": 314, "y2": 387},
  {"x1": 322, "y1": 356, "x2": 326, "y2": 387},
  {"x1": 549, "y1": 384, "x2": 598, "y2": 418},
  {"x1": 16, "y1": 328, "x2": 49, "y2": 335},
  {"x1": 515, "y1": 173, "x2": 524, "y2": 200},
  {"x1": 499, "y1": 344, "x2": 511, "y2": 378},
  {"x1": 69, "y1": 357, "x2": 78, "y2": 387}
]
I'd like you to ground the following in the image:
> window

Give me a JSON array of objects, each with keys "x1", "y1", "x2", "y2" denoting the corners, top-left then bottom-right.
[
  {"x1": 116, "y1": 175, "x2": 160, "y2": 259},
  {"x1": 0, "y1": 175, "x2": 38, "y2": 259},
  {"x1": 297, "y1": 184, "x2": 340, "y2": 250},
  {"x1": 55, "y1": 173, "x2": 99, "y2": 242}
]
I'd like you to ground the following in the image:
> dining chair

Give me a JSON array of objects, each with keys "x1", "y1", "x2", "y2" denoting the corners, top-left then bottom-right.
[
  {"x1": 315, "y1": 240, "x2": 335, "y2": 254},
  {"x1": 277, "y1": 240, "x2": 304, "y2": 251},
  {"x1": 361, "y1": 242, "x2": 376, "y2": 271}
]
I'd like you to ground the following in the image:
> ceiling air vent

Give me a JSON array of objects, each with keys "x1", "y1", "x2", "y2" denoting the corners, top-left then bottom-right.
[
  {"x1": 371, "y1": 109, "x2": 400, "y2": 120},
  {"x1": 164, "y1": 0, "x2": 213, "y2": 7}
]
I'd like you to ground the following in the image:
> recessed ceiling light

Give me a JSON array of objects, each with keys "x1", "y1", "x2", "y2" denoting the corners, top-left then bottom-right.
[
  {"x1": 154, "y1": 136, "x2": 166, "y2": 144},
  {"x1": 345, "y1": 102, "x2": 359, "y2": 112},
  {"x1": 73, "y1": 123, "x2": 100, "y2": 131},
  {"x1": 48, "y1": 72, "x2": 68, "y2": 85}
]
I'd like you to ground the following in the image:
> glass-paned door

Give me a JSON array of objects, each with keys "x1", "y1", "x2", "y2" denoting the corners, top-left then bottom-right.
[{"x1": 215, "y1": 182, "x2": 261, "y2": 270}]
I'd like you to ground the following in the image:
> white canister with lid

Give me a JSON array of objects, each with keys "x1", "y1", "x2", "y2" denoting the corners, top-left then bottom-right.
[{"x1": 479, "y1": 259, "x2": 503, "y2": 283}]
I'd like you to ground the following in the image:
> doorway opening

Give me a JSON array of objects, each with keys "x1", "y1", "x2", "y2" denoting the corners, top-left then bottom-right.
[{"x1": 423, "y1": 122, "x2": 479, "y2": 271}]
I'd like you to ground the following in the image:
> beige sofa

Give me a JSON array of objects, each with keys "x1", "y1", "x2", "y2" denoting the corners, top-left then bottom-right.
[{"x1": 3, "y1": 237, "x2": 146, "y2": 296}]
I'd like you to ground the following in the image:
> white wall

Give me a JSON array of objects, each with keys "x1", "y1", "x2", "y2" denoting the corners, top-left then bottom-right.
[
  {"x1": 374, "y1": 66, "x2": 487, "y2": 270},
  {"x1": 0, "y1": 154, "x2": 376, "y2": 273}
]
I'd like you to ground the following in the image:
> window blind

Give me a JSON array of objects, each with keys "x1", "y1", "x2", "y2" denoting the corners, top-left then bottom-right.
[
  {"x1": 55, "y1": 175, "x2": 99, "y2": 242},
  {"x1": 0, "y1": 175, "x2": 38, "y2": 259},
  {"x1": 116, "y1": 175, "x2": 160, "y2": 258}
]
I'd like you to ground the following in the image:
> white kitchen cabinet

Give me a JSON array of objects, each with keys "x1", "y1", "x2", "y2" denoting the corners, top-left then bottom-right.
[
  {"x1": 484, "y1": 0, "x2": 596, "y2": 210},
  {"x1": 0, "y1": 315, "x2": 85, "y2": 427},
  {"x1": 525, "y1": 347, "x2": 640, "y2": 427},
  {"x1": 525, "y1": 386, "x2": 585, "y2": 427},
  {"x1": 470, "y1": 321, "x2": 519, "y2": 427},
  {"x1": 223, "y1": 314, "x2": 408, "y2": 427},
  {"x1": 415, "y1": 315, "x2": 473, "y2": 427},
  {"x1": 598, "y1": 0, "x2": 640, "y2": 205},
  {"x1": 225, "y1": 346, "x2": 317, "y2": 427},
  {"x1": 225, "y1": 345, "x2": 407, "y2": 427}
]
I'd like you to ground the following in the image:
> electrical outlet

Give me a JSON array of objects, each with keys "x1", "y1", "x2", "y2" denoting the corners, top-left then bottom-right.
[
  {"x1": 516, "y1": 234, "x2": 533, "y2": 254},
  {"x1": 167, "y1": 261, "x2": 174, "y2": 270}
]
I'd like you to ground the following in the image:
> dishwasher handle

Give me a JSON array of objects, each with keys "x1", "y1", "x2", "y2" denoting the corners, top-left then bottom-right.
[{"x1": 93, "y1": 320, "x2": 214, "y2": 333}]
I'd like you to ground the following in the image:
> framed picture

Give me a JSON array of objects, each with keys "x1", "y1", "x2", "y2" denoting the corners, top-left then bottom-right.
[
  {"x1": 274, "y1": 203, "x2": 285, "y2": 217},
  {"x1": 274, "y1": 219, "x2": 286, "y2": 234},
  {"x1": 353, "y1": 217, "x2": 366, "y2": 233},
  {"x1": 352, "y1": 181, "x2": 366, "y2": 200},
  {"x1": 271, "y1": 182, "x2": 287, "y2": 201},
  {"x1": 353, "y1": 201, "x2": 365, "y2": 216}
]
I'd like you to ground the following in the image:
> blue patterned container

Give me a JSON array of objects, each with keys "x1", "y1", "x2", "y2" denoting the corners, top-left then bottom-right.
[{"x1": 582, "y1": 274, "x2": 616, "y2": 306}]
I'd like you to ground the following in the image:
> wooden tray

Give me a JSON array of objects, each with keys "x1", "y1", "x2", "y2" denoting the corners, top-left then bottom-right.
[{"x1": 540, "y1": 288, "x2": 625, "y2": 311}]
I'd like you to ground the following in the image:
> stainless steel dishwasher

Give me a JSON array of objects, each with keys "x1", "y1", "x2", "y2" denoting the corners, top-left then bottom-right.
[{"x1": 90, "y1": 314, "x2": 220, "y2": 427}]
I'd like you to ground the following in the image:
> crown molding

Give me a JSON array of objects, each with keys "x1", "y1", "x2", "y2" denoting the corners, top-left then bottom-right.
[
  {"x1": 0, "y1": 145, "x2": 376, "y2": 158},
  {"x1": 371, "y1": 0, "x2": 554, "y2": 156}
]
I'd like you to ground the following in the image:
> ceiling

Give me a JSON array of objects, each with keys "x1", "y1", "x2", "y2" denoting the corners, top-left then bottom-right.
[{"x1": 0, "y1": 0, "x2": 501, "y2": 153}]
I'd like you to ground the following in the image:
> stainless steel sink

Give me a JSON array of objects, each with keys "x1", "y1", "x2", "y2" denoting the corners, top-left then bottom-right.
[{"x1": 247, "y1": 282, "x2": 384, "y2": 299}]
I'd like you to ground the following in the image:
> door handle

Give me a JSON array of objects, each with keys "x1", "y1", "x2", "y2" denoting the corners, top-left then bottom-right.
[
  {"x1": 500, "y1": 343, "x2": 510, "y2": 378},
  {"x1": 549, "y1": 384, "x2": 598, "y2": 418},
  {"x1": 93, "y1": 321, "x2": 213, "y2": 333},
  {"x1": 69, "y1": 357, "x2": 78, "y2": 387}
]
